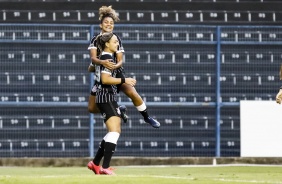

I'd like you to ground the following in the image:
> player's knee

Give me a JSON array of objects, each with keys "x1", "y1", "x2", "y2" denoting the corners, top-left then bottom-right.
[{"x1": 123, "y1": 87, "x2": 137, "y2": 98}]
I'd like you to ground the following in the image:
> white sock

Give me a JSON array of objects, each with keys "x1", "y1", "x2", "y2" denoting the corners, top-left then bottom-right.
[
  {"x1": 104, "y1": 132, "x2": 120, "y2": 144},
  {"x1": 136, "y1": 102, "x2": 147, "y2": 112}
]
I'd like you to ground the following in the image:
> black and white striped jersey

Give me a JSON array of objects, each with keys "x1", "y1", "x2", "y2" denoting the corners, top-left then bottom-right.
[{"x1": 95, "y1": 52, "x2": 118, "y2": 103}]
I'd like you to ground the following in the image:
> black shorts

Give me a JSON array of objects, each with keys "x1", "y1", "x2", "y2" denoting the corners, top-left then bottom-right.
[{"x1": 96, "y1": 101, "x2": 121, "y2": 122}]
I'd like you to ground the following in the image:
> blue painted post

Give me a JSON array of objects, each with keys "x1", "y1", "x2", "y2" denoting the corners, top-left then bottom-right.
[
  {"x1": 89, "y1": 25, "x2": 95, "y2": 158},
  {"x1": 215, "y1": 26, "x2": 221, "y2": 157}
]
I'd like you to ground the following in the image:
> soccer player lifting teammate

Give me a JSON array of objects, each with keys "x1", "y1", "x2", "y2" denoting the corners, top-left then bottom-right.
[
  {"x1": 87, "y1": 5, "x2": 160, "y2": 128},
  {"x1": 87, "y1": 32, "x2": 136, "y2": 175}
]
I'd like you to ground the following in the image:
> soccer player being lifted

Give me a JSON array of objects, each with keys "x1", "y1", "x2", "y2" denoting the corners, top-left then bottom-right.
[{"x1": 87, "y1": 5, "x2": 160, "y2": 128}]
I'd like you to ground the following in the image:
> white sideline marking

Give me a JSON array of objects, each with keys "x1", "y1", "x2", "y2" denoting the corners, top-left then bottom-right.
[
  {"x1": 120, "y1": 174, "x2": 194, "y2": 180},
  {"x1": 104, "y1": 174, "x2": 282, "y2": 184},
  {"x1": 215, "y1": 178, "x2": 282, "y2": 184},
  {"x1": 40, "y1": 175, "x2": 72, "y2": 178},
  {"x1": 119, "y1": 164, "x2": 282, "y2": 168}
]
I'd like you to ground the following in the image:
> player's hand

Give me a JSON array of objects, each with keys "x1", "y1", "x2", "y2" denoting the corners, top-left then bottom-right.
[
  {"x1": 88, "y1": 64, "x2": 95, "y2": 72},
  {"x1": 102, "y1": 60, "x2": 115, "y2": 70},
  {"x1": 276, "y1": 89, "x2": 282, "y2": 104},
  {"x1": 113, "y1": 64, "x2": 120, "y2": 70},
  {"x1": 125, "y1": 78, "x2": 136, "y2": 87}
]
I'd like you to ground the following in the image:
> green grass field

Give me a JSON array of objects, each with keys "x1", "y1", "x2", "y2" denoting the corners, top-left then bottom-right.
[{"x1": 0, "y1": 165, "x2": 282, "y2": 184}]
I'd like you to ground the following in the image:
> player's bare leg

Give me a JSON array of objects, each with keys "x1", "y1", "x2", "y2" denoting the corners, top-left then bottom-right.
[
  {"x1": 88, "y1": 95, "x2": 100, "y2": 113},
  {"x1": 120, "y1": 84, "x2": 160, "y2": 128}
]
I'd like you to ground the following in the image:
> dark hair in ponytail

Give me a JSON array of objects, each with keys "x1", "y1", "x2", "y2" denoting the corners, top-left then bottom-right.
[{"x1": 95, "y1": 32, "x2": 114, "y2": 57}]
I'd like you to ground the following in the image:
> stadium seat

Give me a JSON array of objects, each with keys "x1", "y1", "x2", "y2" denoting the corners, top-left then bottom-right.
[
  {"x1": 30, "y1": 11, "x2": 54, "y2": 22},
  {"x1": 52, "y1": 117, "x2": 88, "y2": 128},
  {"x1": 1, "y1": 51, "x2": 23, "y2": 62},
  {"x1": 238, "y1": 31, "x2": 260, "y2": 42},
  {"x1": 54, "y1": 11, "x2": 78, "y2": 22},
  {"x1": 188, "y1": 31, "x2": 215, "y2": 42},
  {"x1": 274, "y1": 12, "x2": 282, "y2": 23},
  {"x1": 1, "y1": 117, "x2": 27, "y2": 129},
  {"x1": 149, "y1": 52, "x2": 174, "y2": 63},
  {"x1": 139, "y1": 31, "x2": 163, "y2": 41},
  {"x1": 38, "y1": 140, "x2": 63, "y2": 151},
  {"x1": 142, "y1": 140, "x2": 165, "y2": 151},
  {"x1": 153, "y1": 11, "x2": 176, "y2": 22},
  {"x1": 177, "y1": 11, "x2": 202, "y2": 23},
  {"x1": 63, "y1": 139, "x2": 89, "y2": 151},
  {"x1": 250, "y1": 12, "x2": 274, "y2": 23},
  {"x1": 124, "y1": 52, "x2": 148, "y2": 63},
  {"x1": 261, "y1": 31, "x2": 282, "y2": 42},
  {"x1": 202, "y1": 11, "x2": 226, "y2": 23},
  {"x1": 129, "y1": 11, "x2": 152, "y2": 22},
  {"x1": 220, "y1": 139, "x2": 240, "y2": 150},
  {"x1": 221, "y1": 115, "x2": 239, "y2": 129},
  {"x1": 12, "y1": 140, "x2": 37, "y2": 151},
  {"x1": 0, "y1": 141, "x2": 11, "y2": 152},
  {"x1": 163, "y1": 31, "x2": 188, "y2": 41},
  {"x1": 220, "y1": 31, "x2": 237, "y2": 42},
  {"x1": 79, "y1": 10, "x2": 98, "y2": 22},
  {"x1": 116, "y1": 11, "x2": 129, "y2": 22},
  {"x1": 167, "y1": 141, "x2": 191, "y2": 152},
  {"x1": 26, "y1": 116, "x2": 54, "y2": 129},
  {"x1": 4, "y1": 11, "x2": 30, "y2": 22},
  {"x1": 119, "y1": 31, "x2": 139, "y2": 41},
  {"x1": 116, "y1": 140, "x2": 141, "y2": 150},
  {"x1": 39, "y1": 31, "x2": 63, "y2": 41},
  {"x1": 225, "y1": 11, "x2": 250, "y2": 23}
]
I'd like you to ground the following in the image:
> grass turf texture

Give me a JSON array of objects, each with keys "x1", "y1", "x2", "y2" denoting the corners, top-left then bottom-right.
[{"x1": 0, "y1": 165, "x2": 282, "y2": 184}]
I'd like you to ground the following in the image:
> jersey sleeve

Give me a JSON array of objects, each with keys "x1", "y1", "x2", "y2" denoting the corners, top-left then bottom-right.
[
  {"x1": 101, "y1": 68, "x2": 112, "y2": 75},
  {"x1": 87, "y1": 34, "x2": 98, "y2": 50},
  {"x1": 115, "y1": 33, "x2": 124, "y2": 53}
]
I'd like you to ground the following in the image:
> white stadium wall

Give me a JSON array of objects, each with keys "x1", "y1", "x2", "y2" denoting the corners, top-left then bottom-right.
[{"x1": 240, "y1": 101, "x2": 282, "y2": 157}]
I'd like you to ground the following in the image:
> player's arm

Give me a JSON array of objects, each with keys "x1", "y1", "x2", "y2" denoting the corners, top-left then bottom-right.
[
  {"x1": 88, "y1": 49, "x2": 115, "y2": 72},
  {"x1": 113, "y1": 35, "x2": 124, "y2": 69},
  {"x1": 113, "y1": 52, "x2": 123, "y2": 69},
  {"x1": 101, "y1": 72, "x2": 136, "y2": 86}
]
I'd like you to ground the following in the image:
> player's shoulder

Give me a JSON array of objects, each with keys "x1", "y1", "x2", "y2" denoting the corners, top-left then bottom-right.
[
  {"x1": 113, "y1": 32, "x2": 122, "y2": 39},
  {"x1": 90, "y1": 33, "x2": 101, "y2": 41}
]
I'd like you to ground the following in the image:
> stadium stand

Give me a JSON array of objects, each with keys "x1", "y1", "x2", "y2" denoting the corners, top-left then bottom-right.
[
  {"x1": 0, "y1": 0, "x2": 282, "y2": 158},
  {"x1": 1, "y1": 0, "x2": 282, "y2": 24}
]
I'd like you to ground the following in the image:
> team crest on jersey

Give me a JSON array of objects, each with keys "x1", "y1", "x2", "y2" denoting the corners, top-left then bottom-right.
[
  {"x1": 91, "y1": 85, "x2": 97, "y2": 93},
  {"x1": 116, "y1": 108, "x2": 121, "y2": 115},
  {"x1": 102, "y1": 113, "x2": 106, "y2": 119}
]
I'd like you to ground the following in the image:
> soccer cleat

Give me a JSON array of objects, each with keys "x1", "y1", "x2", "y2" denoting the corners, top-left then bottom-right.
[
  {"x1": 119, "y1": 105, "x2": 128, "y2": 123},
  {"x1": 144, "y1": 117, "x2": 160, "y2": 128},
  {"x1": 100, "y1": 167, "x2": 116, "y2": 175},
  {"x1": 87, "y1": 161, "x2": 100, "y2": 175}
]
